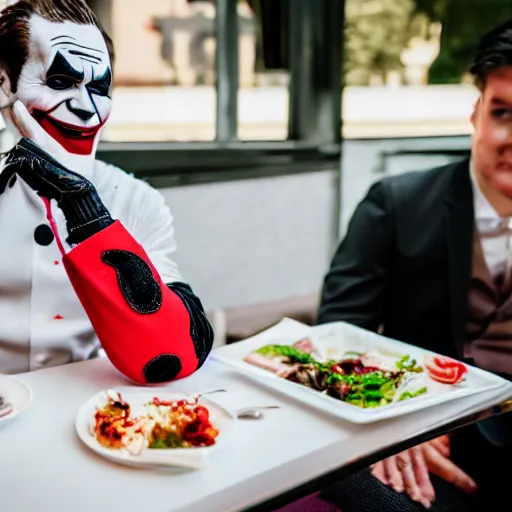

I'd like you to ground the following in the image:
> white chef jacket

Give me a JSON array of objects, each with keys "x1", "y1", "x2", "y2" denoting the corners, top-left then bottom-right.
[{"x1": 0, "y1": 159, "x2": 182, "y2": 374}]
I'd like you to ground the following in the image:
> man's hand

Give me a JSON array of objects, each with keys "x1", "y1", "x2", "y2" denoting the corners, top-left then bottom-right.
[
  {"x1": 5, "y1": 101, "x2": 113, "y2": 245},
  {"x1": 421, "y1": 436, "x2": 477, "y2": 494},
  {"x1": 5, "y1": 136, "x2": 94, "y2": 202},
  {"x1": 10, "y1": 100, "x2": 75, "y2": 171},
  {"x1": 6, "y1": 101, "x2": 98, "y2": 203},
  {"x1": 372, "y1": 446, "x2": 434, "y2": 509},
  {"x1": 371, "y1": 436, "x2": 477, "y2": 509}
]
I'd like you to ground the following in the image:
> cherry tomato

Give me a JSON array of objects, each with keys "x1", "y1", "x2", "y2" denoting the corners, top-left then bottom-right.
[{"x1": 195, "y1": 406, "x2": 210, "y2": 423}]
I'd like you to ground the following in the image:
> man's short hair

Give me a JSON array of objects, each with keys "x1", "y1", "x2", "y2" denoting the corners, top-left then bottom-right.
[
  {"x1": 0, "y1": 0, "x2": 114, "y2": 93},
  {"x1": 470, "y1": 20, "x2": 512, "y2": 90}
]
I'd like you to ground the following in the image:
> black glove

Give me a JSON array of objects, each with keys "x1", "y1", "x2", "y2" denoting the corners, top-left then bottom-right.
[{"x1": 5, "y1": 137, "x2": 114, "y2": 245}]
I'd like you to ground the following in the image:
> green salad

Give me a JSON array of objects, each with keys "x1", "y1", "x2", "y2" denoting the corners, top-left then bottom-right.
[{"x1": 245, "y1": 342, "x2": 427, "y2": 409}]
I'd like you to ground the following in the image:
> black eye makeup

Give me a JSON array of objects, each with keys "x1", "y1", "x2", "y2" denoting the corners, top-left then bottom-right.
[
  {"x1": 86, "y1": 67, "x2": 112, "y2": 97},
  {"x1": 45, "y1": 51, "x2": 112, "y2": 97},
  {"x1": 46, "y1": 75, "x2": 77, "y2": 91},
  {"x1": 45, "y1": 51, "x2": 85, "y2": 90}
]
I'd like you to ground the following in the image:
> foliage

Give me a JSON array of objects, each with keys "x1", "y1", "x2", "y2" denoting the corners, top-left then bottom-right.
[
  {"x1": 346, "y1": 0, "x2": 512, "y2": 85},
  {"x1": 345, "y1": 0, "x2": 417, "y2": 85},
  {"x1": 413, "y1": 0, "x2": 512, "y2": 84}
]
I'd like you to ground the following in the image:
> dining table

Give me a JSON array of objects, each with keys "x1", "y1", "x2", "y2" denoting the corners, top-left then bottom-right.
[{"x1": 1, "y1": 354, "x2": 512, "y2": 512}]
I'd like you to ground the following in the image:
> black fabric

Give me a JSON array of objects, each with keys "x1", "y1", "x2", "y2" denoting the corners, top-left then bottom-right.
[
  {"x1": 320, "y1": 469, "x2": 423, "y2": 512},
  {"x1": 321, "y1": 424, "x2": 512, "y2": 512},
  {"x1": 318, "y1": 158, "x2": 474, "y2": 360},
  {"x1": 4, "y1": 137, "x2": 114, "y2": 245},
  {"x1": 477, "y1": 409, "x2": 512, "y2": 446},
  {"x1": 34, "y1": 224, "x2": 55, "y2": 246},
  {"x1": 449, "y1": 422, "x2": 512, "y2": 508},
  {"x1": 320, "y1": 470, "x2": 474, "y2": 512},
  {"x1": 102, "y1": 250, "x2": 163, "y2": 314},
  {"x1": 144, "y1": 354, "x2": 183, "y2": 383},
  {"x1": 317, "y1": 158, "x2": 512, "y2": 512},
  {"x1": 167, "y1": 281, "x2": 214, "y2": 368}
]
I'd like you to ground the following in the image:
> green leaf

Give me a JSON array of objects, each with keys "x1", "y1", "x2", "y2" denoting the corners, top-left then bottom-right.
[
  {"x1": 399, "y1": 387, "x2": 427, "y2": 401},
  {"x1": 396, "y1": 355, "x2": 423, "y2": 373},
  {"x1": 256, "y1": 344, "x2": 314, "y2": 364}
]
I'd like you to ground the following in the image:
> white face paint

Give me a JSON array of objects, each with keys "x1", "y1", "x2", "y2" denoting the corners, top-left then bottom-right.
[{"x1": 4, "y1": 15, "x2": 112, "y2": 174}]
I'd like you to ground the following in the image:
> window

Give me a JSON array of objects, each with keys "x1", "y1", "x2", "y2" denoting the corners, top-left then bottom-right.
[
  {"x1": 82, "y1": 1, "x2": 342, "y2": 181},
  {"x1": 93, "y1": 0, "x2": 217, "y2": 142},
  {"x1": 343, "y1": 0, "x2": 512, "y2": 139},
  {"x1": 87, "y1": 0, "x2": 290, "y2": 143},
  {"x1": 237, "y1": 1, "x2": 289, "y2": 140}
]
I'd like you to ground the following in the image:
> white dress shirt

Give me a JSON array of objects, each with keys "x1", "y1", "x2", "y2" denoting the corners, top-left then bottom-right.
[
  {"x1": 0, "y1": 160, "x2": 182, "y2": 374},
  {"x1": 470, "y1": 163, "x2": 510, "y2": 278}
]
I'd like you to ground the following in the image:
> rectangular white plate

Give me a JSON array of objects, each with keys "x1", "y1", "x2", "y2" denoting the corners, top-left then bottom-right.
[{"x1": 212, "y1": 318, "x2": 510, "y2": 424}]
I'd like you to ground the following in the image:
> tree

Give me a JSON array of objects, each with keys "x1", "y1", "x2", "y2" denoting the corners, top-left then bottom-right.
[
  {"x1": 345, "y1": 0, "x2": 417, "y2": 85},
  {"x1": 413, "y1": 0, "x2": 512, "y2": 84}
]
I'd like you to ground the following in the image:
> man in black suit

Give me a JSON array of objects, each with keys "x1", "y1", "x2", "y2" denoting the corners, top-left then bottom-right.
[{"x1": 317, "y1": 20, "x2": 512, "y2": 512}]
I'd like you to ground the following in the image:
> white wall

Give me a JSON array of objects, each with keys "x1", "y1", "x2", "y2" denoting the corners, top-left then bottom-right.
[
  {"x1": 158, "y1": 170, "x2": 338, "y2": 311},
  {"x1": 339, "y1": 135, "x2": 471, "y2": 236},
  {"x1": 151, "y1": 134, "x2": 471, "y2": 313}
]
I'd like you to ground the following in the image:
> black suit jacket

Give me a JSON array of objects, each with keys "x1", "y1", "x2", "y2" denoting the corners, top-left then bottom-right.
[{"x1": 318, "y1": 158, "x2": 475, "y2": 360}]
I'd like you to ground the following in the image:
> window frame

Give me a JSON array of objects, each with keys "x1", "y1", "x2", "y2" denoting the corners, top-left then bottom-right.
[{"x1": 96, "y1": 0, "x2": 344, "y2": 184}]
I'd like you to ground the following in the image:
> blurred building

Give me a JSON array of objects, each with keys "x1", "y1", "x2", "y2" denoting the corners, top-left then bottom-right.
[{"x1": 89, "y1": 0, "x2": 259, "y2": 87}]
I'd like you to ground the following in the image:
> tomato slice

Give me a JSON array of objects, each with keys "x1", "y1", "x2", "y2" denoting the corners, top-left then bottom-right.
[
  {"x1": 195, "y1": 406, "x2": 210, "y2": 423},
  {"x1": 424, "y1": 355, "x2": 467, "y2": 385}
]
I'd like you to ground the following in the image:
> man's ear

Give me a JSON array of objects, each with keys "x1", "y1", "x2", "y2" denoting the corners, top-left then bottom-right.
[
  {"x1": 470, "y1": 96, "x2": 481, "y2": 128},
  {"x1": 0, "y1": 68, "x2": 14, "y2": 110}
]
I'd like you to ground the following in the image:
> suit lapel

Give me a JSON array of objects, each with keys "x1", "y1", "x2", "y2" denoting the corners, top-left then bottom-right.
[{"x1": 445, "y1": 159, "x2": 474, "y2": 357}]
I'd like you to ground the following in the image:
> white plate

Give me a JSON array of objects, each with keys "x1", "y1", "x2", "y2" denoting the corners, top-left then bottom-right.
[
  {"x1": 76, "y1": 388, "x2": 235, "y2": 469},
  {"x1": 212, "y1": 318, "x2": 510, "y2": 424},
  {"x1": 0, "y1": 374, "x2": 33, "y2": 425}
]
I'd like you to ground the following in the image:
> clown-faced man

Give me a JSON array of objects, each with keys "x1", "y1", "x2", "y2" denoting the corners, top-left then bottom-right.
[{"x1": 0, "y1": 0, "x2": 213, "y2": 384}]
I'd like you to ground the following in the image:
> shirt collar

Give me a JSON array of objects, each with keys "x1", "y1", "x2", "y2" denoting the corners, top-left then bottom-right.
[{"x1": 470, "y1": 159, "x2": 502, "y2": 227}]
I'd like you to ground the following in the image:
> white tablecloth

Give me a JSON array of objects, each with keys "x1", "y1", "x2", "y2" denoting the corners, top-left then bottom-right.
[{"x1": 1, "y1": 357, "x2": 511, "y2": 512}]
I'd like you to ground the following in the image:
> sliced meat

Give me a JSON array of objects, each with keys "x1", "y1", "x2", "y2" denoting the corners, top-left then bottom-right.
[
  {"x1": 244, "y1": 353, "x2": 294, "y2": 374},
  {"x1": 293, "y1": 337, "x2": 314, "y2": 353},
  {"x1": 276, "y1": 363, "x2": 301, "y2": 379},
  {"x1": 286, "y1": 364, "x2": 330, "y2": 391},
  {"x1": 327, "y1": 382, "x2": 352, "y2": 400}
]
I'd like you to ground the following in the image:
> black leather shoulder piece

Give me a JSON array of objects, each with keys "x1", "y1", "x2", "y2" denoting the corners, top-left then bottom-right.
[
  {"x1": 167, "y1": 281, "x2": 214, "y2": 368},
  {"x1": 102, "y1": 250, "x2": 162, "y2": 314}
]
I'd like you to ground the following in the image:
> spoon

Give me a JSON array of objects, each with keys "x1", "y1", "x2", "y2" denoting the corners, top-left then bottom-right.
[
  {"x1": 195, "y1": 391, "x2": 280, "y2": 419},
  {"x1": 236, "y1": 406, "x2": 280, "y2": 420},
  {"x1": 197, "y1": 388, "x2": 227, "y2": 398}
]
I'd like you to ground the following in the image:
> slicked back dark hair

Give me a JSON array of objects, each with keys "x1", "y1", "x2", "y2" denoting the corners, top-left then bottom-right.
[
  {"x1": 0, "y1": 0, "x2": 114, "y2": 93},
  {"x1": 470, "y1": 20, "x2": 512, "y2": 90}
]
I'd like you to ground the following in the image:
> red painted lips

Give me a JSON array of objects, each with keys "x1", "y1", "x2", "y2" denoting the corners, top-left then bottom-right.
[{"x1": 34, "y1": 110, "x2": 105, "y2": 155}]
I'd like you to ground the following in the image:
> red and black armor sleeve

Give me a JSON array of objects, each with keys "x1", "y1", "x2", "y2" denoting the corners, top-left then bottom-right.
[
  {"x1": 6, "y1": 138, "x2": 214, "y2": 384},
  {"x1": 62, "y1": 221, "x2": 213, "y2": 383}
]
